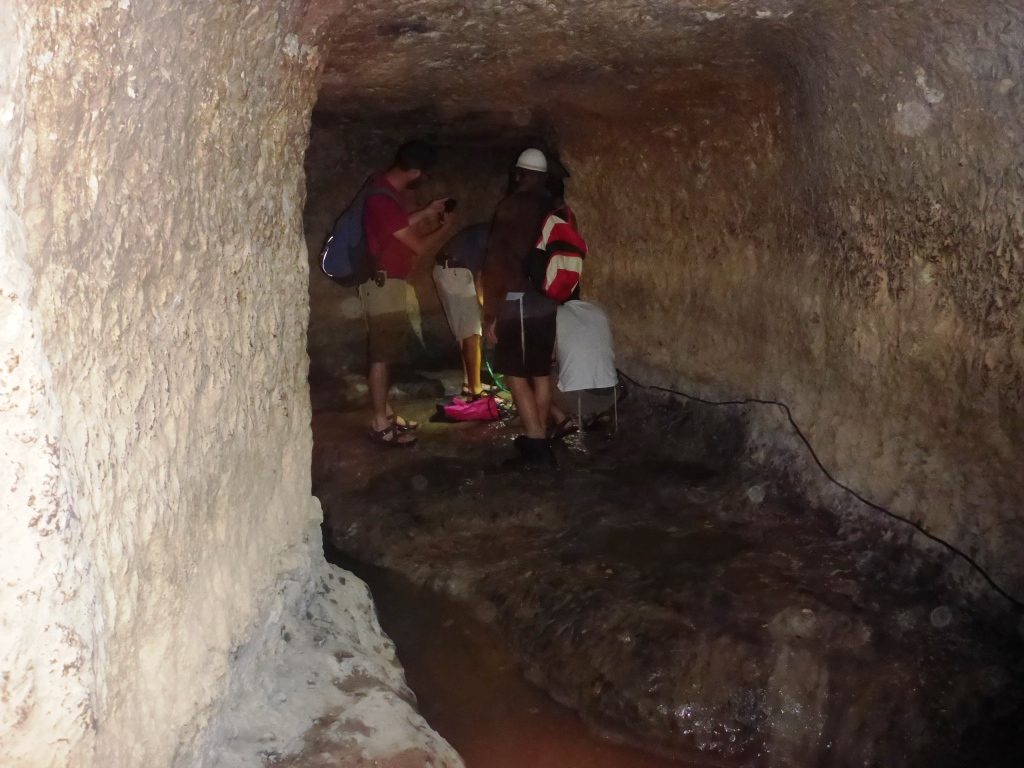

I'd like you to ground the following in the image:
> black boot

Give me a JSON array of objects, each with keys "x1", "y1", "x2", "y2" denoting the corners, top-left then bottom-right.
[{"x1": 506, "y1": 436, "x2": 557, "y2": 470}]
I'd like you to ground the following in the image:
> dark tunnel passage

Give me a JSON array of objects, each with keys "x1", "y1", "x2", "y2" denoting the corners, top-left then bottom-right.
[
  {"x1": 2, "y1": 1, "x2": 1022, "y2": 767},
  {"x1": 299, "y1": 2, "x2": 1024, "y2": 767}
]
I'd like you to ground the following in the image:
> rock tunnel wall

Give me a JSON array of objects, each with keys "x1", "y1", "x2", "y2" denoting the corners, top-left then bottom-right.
[
  {"x1": 562, "y1": 0, "x2": 1024, "y2": 598},
  {"x1": 298, "y1": 0, "x2": 1023, "y2": 601},
  {"x1": 17, "y1": 0, "x2": 1019, "y2": 765},
  {"x1": 1, "y1": 2, "x2": 325, "y2": 765}
]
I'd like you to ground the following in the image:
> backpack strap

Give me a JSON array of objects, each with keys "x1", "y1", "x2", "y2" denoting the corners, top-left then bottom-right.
[{"x1": 360, "y1": 185, "x2": 406, "y2": 275}]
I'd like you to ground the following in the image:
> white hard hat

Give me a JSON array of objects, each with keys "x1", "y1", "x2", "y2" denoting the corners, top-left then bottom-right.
[{"x1": 515, "y1": 148, "x2": 548, "y2": 173}]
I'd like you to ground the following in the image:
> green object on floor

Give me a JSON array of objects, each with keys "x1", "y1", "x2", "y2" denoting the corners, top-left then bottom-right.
[{"x1": 484, "y1": 353, "x2": 506, "y2": 392}]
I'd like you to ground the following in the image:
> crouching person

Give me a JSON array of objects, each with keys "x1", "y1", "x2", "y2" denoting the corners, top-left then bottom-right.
[{"x1": 529, "y1": 176, "x2": 587, "y2": 440}]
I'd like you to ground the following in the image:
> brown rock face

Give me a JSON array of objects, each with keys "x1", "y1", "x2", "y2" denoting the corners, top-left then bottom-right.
[
  {"x1": 2, "y1": 2, "x2": 452, "y2": 767},
  {"x1": 3, "y1": 2, "x2": 319, "y2": 764},
  {"x1": 302, "y1": 0, "x2": 1024, "y2": 599}
]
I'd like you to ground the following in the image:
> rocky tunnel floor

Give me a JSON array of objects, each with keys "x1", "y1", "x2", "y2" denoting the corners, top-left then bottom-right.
[{"x1": 311, "y1": 374, "x2": 1024, "y2": 768}]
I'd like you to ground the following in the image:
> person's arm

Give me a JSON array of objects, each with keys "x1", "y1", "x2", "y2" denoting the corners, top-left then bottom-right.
[
  {"x1": 481, "y1": 199, "x2": 519, "y2": 321},
  {"x1": 408, "y1": 199, "x2": 448, "y2": 229},
  {"x1": 394, "y1": 212, "x2": 458, "y2": 259}
]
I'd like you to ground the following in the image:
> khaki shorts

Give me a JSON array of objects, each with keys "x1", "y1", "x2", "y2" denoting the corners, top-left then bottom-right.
[
  {"x1": 358, "y1": 278, "x2": 420, "y2": 364},
  {"x1": 433, "y1": 264, "x2": 482, "y2": 342}
]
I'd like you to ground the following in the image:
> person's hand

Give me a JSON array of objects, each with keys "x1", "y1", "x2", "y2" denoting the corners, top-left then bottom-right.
[
  {"x1": 426, "y1": 198, "x2": 448, "y2": 216},
  {"x1": 440, "y1": 209, "x2": 460, "y2": 232},
  {"x1": 484, "y1": 319, "x2": 498, "y2": 346}
]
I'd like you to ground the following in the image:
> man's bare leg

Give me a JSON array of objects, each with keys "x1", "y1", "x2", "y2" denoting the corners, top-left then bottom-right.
[
  {"x1": 532, "y1": 375, "x2": 553, "y2": 430},
  {"x1": 459, "y1": 339, "x2": 469, "y2": 390},
  {"x1": 507, "y1": 375, "x2": 545, "y2": 439},
  {"x1": 549, "y1": 402, "x2": 568, "y2": 426},
  {"x1": 369, "y1": 361, "x2": 391, "y2": 431},
  {"x1": 462, "y1": 334, "x2": 483, "y2": 393}
]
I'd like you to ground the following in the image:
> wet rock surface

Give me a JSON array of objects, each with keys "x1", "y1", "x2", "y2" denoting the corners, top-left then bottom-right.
[
  {"x1": 334, "y1": 556, "x2": 698, "y2": 768},
  {"x1": 197, "y1": 558, "x2": 462, "y2": 768},
  {"x1": 314, "y1": 382, "x2": 1024, "y2": 767}
]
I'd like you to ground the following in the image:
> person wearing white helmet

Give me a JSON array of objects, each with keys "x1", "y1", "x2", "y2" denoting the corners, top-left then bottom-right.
[
  {"x1": 514, "y1": 147, "x2": 548, "y2": 173},
  {"x1": 481, "y1": 147, "x2": 558, "y2": 468}
]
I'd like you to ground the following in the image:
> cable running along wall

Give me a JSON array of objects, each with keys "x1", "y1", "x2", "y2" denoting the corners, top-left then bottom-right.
[{"x1": 616, "y1": 370, "x2": 1024, "y2": 613}]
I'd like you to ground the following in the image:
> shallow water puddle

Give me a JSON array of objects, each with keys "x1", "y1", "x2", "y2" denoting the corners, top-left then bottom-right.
[{"x1": 342, "y1": 559, "x2": 726, "y2": 768}]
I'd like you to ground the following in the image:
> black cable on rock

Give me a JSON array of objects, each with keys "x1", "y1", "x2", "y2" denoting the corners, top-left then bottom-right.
[{"x1": 616, "y1": 368, "x2": 1024, "y2": 613}]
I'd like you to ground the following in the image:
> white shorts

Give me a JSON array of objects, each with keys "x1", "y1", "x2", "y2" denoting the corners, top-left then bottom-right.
[{"x1": 433, "y1": 264, "x2": 482, "y2": 341}]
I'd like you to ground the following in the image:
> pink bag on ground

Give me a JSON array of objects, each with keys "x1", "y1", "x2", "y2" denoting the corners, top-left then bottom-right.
[{"x1": 443, "y1": 395, "x2": 500, "y2": 422}]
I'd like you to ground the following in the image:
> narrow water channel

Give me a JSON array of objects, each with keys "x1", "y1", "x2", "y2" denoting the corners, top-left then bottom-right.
[{"x1": 333, "y1": 554, "x2": 722, "y2": 768}]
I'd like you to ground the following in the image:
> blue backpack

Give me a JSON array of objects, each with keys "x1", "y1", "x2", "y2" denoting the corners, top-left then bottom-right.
[{"x1": 320, "y1": 184, "x2": 400, "y2": 286}]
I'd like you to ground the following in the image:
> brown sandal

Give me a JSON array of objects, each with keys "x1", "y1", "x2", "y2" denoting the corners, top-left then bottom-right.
[{"x1": 368, "y1": 423, "x2": 417, "y2": 447}]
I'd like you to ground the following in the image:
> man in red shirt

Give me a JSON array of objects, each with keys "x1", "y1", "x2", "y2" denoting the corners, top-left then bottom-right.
[{"x1": 361, "y1": 141, "x2": 457, "y2": 446}]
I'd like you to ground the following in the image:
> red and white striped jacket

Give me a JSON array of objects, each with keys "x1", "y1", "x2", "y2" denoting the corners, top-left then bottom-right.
[{"x1": 534, "y1": 204, "x2": 587, "y2": 303}]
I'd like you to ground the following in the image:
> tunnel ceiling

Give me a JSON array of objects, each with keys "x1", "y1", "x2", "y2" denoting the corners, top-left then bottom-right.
[{"x1": 300, "y1": 0, "x2": 810, "y2": 133}]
